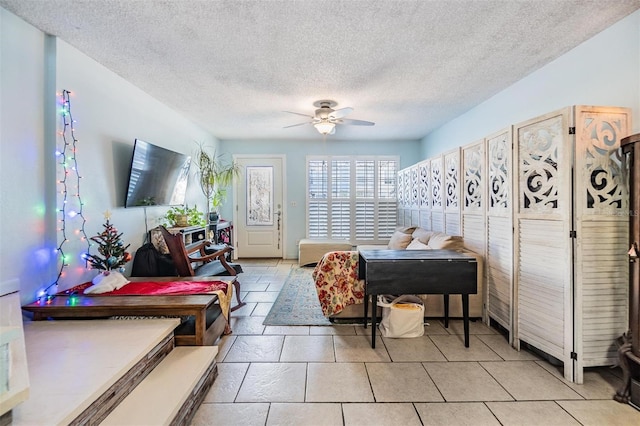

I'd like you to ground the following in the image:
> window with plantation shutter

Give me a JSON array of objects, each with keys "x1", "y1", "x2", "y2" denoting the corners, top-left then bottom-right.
[{"x1": 306, "y1": 156, "x2": 398, "y2": 243}]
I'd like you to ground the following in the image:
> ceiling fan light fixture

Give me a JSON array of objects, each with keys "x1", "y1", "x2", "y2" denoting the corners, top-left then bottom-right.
[{"x1": 314, "y1": 121, "x2": 335, "y2": 135}]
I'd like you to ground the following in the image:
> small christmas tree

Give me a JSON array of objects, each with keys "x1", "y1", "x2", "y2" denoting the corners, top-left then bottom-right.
[{"x1": 86, "y1": 212, "x2": 132, "y2": 271}]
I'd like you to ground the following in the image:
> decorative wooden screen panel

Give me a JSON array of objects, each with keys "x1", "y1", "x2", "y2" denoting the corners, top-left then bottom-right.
[
  {"x1": 573, "y1": 106, "x2": 631, "y2": 381},
  {"x1": 418, "y1": 160, "x2": 431, "y2": 230},
  {"x1": 486, "y1": 129, "x2": 513, "y2": 336},
  {"x1": 444, "y1": 149, "x2": 461, "y2": 236},
  {"x1": 431, "y1": 156, "x2": 444, "y2": 232},
  {"x1": 396, "y1": 171, "x2": 406, "y2": 226},
  {"x1": 462, "y1": 141, "x2": 486, "y2": 321},
  {"x1": 514, "y1": 108, "x2": 574, "y2": 381}
]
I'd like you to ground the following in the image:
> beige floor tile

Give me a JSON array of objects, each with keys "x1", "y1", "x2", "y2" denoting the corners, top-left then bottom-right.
[
  {"x1": 557, "y1": 399, "x2": 640, "y2": 426},
  {"x1": 333, "y1": 335, "x2": 391, "y2": 362},
  {"x1": 366, "y1": 362, "x2": 443, "y2": 402},
  {"x1": 477, "y1": 334, "x2": 540, "y2": 361},
  {"x1": 252, "y1": 302, "x2": 273, "y2": 316},
  {"x1": 263, "y1": 325, "x2": 310, "y2": 335},
  {"x1": 423, "y1": 361, "x2": 513, "y2": 402},
  {"x1": 231, "y1": 302, "x2": 258, "y2": 317},
  {"x1": 442, "y1": 319, "x2": 498, "y2": 335},
  {"x1": 238, "y1": 282, "x2": 270, "y2": 292},
  {"x1": 310, "y1": 325, "x2": 358, "y2": 335},
  {"x1": 223, "y1": 335, "x2": 284, "y2": 362},
  {"x1": 229, "y1": 316, "x2": 266, "y2": 335},
  {"x1": 414, "y1": 402, "x2": 501, "y2": 426},
  {"x1": 423, "y1": 321, "x2": 451, "y2": 335},
  {"x1": 280, "y1": 335, "x2": 335, "y2": 362},
  {"x1": 354, "y1": 324, "x2": 382, "y2": 336},
  {"x1": 536, "y1": 362, "x2": 624, "y2": 400},
  {"x1": 236, "y1": 363, "x2": 307, "y2": 402},
  {"x1": 342, "y1": 402, "x2": 422, "y2": 426},
  {"x1": 486, "y1": 401, "x2": 580, "y2": 425},
  {"x1": 480, "y1": 360, "x2": 582, "y2": 400},
  {"x1": 306, "y1": 363, "x2": 374, "y2": 402},
  {"x1": 191, "y1": 402, "x2": 270, "y2": 426},
  {"x1": 382, "y1": 335, "x2": 447, "y2": 362},
  {"x1": 215, "y1": 334, "x2": 236, "y2": 362},
  {"x1": 266, "y1": 403, "x2": 343, "y2": 426},
  {"x1": 266, "y1": 282, "x2": 285, "y2": 291},
  {"x1": 243, "y1": 291, "x2": 280, "y2": 303},
  {"x1": 430, "y1": 335, "x2": 502, "y2": 361},
  {"x1": 203, "y1": 363, "x2": 249, "y2": 402}
]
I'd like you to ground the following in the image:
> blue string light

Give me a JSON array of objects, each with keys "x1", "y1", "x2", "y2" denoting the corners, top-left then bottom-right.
[{"x1": 38, "y1": 90, "x2": 91, "y2": 300}]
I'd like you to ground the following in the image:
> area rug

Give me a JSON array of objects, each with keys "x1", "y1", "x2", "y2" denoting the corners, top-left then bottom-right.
[{"x1": 263, "y1": 267, "x2": 331, "y2": 326}]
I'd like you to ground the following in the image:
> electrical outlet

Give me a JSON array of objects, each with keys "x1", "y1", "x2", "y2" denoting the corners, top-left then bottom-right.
[{"x1": 291, "y1": 201, "x2": 297, "y2": 207}]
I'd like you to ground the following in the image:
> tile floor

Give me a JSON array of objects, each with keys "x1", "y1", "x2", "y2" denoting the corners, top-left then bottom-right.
[{"x1": 191, "y1": 259, "x2": 640, "y2": 425}]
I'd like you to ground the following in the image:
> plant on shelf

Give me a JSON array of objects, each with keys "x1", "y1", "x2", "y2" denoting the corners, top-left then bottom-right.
[
  {"x1": 194, "y1": 143, "x2": 239, "y2": 223},
  {"x1": 162, "y1": 205, "x2": 206, "y2": 228}
]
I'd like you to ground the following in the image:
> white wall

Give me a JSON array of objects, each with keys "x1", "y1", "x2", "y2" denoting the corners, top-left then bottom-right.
[
  {"x1": 221, "y1": 138, "x2": 421, "y2": 259},
  {"x1": 1, "y1": 8, "x2": 218, "y2": 303},
  {"x1": 421, "y1": 10, "x2": 640, "y2": 157}
]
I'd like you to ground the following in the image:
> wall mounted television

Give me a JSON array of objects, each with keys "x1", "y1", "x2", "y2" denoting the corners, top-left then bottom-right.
[{"x1": 124, "y1": 139, "x2": 191, "y2": 208}]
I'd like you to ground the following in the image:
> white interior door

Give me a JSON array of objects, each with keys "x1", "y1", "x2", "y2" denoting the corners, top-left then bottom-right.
[{"x1": 233, "y1": 155, "x2": 284, "y2": 258}]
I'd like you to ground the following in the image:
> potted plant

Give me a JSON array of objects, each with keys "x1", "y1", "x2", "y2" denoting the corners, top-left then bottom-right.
[
  {"x1": 162, "y1": 205, "x2": 206, "y2": 228},
  {"x1": 194, "y1": 143, "x2": 239, "y2": 223}
]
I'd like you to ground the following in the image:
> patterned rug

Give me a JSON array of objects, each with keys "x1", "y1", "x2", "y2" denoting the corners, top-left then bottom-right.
[{"x1": 263, "y1": 267, "x2": 331, "y2": 326}]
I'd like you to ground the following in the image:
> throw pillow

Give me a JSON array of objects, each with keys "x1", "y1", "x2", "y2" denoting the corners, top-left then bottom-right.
[
  {"x1": 427, "y1": 232, "x2": 464, "y2": 250},
  {"x1": 150, "y1": 228, "x2": 170, "y2": 255},
  {"x1": 406, "y1": 239, "x2": 430, "y2": 250},
  {"x1": 388, "y1": 231, "x2": 413, "y2": 249},
  {"x1": 85, "y1": 271, "x2": 130, "y2": 294},
  {"x1": 395, "y1": 226, "x2": 417, "y2": 234},
  {"x1": 412, "y1": 228, "x2": 433, "y2": 244}
]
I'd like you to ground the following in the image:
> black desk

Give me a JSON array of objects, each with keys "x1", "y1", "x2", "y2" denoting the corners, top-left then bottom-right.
[{"x1": 359, "y1": 249, "x2": 478, "y2": 348}]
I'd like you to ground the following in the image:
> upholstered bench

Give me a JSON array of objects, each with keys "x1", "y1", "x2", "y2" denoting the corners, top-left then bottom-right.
[{"x1": 298, "y1": 239, "x2": 353, "y2": 266}]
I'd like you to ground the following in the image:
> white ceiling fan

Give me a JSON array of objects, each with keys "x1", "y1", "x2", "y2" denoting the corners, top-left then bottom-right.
[{"x1": 284, "y1": 100, "x2": 375, "y2": 135}]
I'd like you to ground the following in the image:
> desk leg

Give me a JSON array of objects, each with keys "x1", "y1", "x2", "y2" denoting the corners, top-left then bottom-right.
[
  {"x1": 363, "y1": 294, "x2": 369, "y2": 329},
  {"x1": 462, "y1": 294, "x2": 469, "y2": 348},
  {"x1": 443, "y1": 294, "x2": 450, "y2": 328},
  {"x1": 371, "y1": 294, "x2": 377, "y2": 348}
]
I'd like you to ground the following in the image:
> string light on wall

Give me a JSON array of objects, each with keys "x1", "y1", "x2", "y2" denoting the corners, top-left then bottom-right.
[{"x1": 37, "y1": 90, "x2": 91, "y2": 303}]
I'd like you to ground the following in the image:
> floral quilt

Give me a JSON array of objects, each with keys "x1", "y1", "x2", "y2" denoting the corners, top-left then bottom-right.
[{"x1": 312, "y1": 251, "x2": 365, "y2": 316}]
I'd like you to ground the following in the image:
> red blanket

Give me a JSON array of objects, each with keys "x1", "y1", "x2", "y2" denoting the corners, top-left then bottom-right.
[{"x1": 60, "y1": 280, "x2": 229, "y2": 296}]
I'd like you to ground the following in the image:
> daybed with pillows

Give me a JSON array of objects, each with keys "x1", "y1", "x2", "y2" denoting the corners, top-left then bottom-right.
[{"x1": 312, "y1": 226, "x2": 484, "y2": 320}]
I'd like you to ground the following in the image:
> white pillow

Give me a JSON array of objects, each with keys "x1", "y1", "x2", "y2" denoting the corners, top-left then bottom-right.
[
  {"x1": 84, "y1": 271, "x2": 130, "y2": 294},
  {"x1": 406, "y1": 239, "x2": 430, "y2": 250}
]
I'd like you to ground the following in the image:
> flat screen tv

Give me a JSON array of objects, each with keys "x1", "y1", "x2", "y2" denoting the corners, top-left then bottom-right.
[{"x1": 124, "y1": 139, "x2": 191, "y2": 208}]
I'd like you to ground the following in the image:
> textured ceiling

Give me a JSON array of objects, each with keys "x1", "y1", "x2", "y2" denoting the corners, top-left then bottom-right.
[{"x1": 2, "y1": 0, "x2": 639, "y2": 140}]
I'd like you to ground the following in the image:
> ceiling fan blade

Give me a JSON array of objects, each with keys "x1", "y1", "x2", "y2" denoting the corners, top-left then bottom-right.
[
  {"x1": 284, "y1": 110, "x2": 314, "y2": 118},
  {"x1": 283, "y1": 122, "x2": 311, "y2": 128},
  {"x1": 336, "y1": 118, "x2": 375, "y2": 126},
  {"x1": 328, "y1": 107, "x2": 353, "y2": 119},
  {"x1": 329, "y1": 126, "x2": 336, "y2": 135}
]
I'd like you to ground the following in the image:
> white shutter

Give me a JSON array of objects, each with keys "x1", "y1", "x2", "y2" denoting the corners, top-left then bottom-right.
[
  {"x1": 573, "y1": 106, "x2": 630, "y2": 380},
  {"x1": 514, "y1": 108, "x2": 574, "y2": 381},
  {"x1": 486, "y1": 128, "x2": 514, "y2": 337}
]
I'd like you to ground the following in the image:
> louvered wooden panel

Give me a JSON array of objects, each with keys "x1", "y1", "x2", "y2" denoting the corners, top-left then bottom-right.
[
  {"x1": 419, "y1": 210, "x2": 431, "y2": 231},
  {"x1": 445, "y1": 212, "x2": 461, "y2": 236},
  {"x1": 572, "y1": 106, "x2": 631, "y2": 377},
  {"x1": 463, "y1": 215, "x2": 485, "y2": 255},
  {"x1": 486, "y1": 128, "x2": 513, "y2": 337},
  {"x1": 411, "y1": 209, "x2": 420, "y2": 227},
  {"x1": 487, "y1": 216, "x2": 512, "y2": 330},
  {"x1": 404, "y1": 209, "x2": 412, "y2": 226},
  {"x1": 431, "y1": 211, "x2": 444, "y2": 232},
  {"x1": 517, "y1": 219, "x2": 568, "y2": 361}
]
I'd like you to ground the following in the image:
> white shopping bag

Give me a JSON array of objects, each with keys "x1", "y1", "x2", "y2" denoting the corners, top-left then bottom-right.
[{"x1": 377, "y1": 294, "x2": 425, "y2": 338}]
